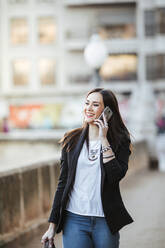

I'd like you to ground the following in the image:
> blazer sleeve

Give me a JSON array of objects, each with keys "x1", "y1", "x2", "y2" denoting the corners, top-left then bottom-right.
[
  {"x1": 48, "y1": 145, "x2": 68, "y2": 224},
  {"x1": 103, "y1": 138, "x2": 131, "y2": 184}
]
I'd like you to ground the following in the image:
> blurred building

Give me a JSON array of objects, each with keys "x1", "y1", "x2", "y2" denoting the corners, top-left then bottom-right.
[{"x1": 0, "y1": 0, "x2": 165, "y2": 130}]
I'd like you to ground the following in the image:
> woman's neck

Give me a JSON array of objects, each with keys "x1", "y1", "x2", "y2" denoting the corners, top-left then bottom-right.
[{"x1": 88, "y1": 123, "x2": 99, "y2": 141}]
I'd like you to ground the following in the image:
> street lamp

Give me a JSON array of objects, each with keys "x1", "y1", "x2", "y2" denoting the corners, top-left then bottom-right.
[{"x1": 84, "y1": 34, "x2": 108, "y2": 86}]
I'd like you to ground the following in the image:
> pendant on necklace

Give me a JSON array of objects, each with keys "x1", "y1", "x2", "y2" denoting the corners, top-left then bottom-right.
[
  {"x1": 88, "y1": 148, "x2": 99, "y2": 161},
  {"x1": 88, "y1": 155, "x2": 98, "y2": 161}
]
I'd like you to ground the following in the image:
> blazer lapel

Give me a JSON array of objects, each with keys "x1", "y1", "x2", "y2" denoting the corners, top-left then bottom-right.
[
  {"x1": 100, "y1": 150, "x2": 105, "y2": 195},
  {"x1": 68, "y1": 126, "x2": 88, "y2": 173}
]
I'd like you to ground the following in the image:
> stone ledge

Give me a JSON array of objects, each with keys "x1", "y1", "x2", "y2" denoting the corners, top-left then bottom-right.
[{"x1": 0, "y1": 219, "x2": 48, "y2": 248}]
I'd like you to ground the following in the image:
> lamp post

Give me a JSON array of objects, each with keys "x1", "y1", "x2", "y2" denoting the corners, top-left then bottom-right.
[{"x1": 84, "y1": 34, "x2": 108, "y2": 86}]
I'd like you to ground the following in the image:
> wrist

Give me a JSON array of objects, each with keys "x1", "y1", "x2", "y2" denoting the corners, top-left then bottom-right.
[
  {"x1": 49, "y1": 223, "x2": 56, "y2": 230},
  {"x1": 101, "y1": 137, "x2": 109, "y2": 145},
  {"x1": 101, "y1": 145, "x2": 111, "y2": 153}
]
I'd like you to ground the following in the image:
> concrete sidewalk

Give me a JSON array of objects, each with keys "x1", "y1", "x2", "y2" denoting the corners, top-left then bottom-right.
[
  {"x1": 120, "y1": 168, "x2": 165, "y2": 248},
  {"x1": 24, "y1": 168, "x2": 165, "y2": 248}
]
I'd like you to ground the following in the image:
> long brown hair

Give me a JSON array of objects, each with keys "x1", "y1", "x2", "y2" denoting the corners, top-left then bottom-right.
[{"x1": 60, "y1": 88, "x2": 131, "y2": 152}]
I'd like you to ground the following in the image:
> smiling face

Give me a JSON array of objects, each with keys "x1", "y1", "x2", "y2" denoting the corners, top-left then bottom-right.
[{"x1": 84, "y1": 92, "x2": 105, "y2": 123}]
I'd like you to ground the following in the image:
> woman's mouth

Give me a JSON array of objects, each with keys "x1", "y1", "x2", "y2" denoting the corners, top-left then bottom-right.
[{"x1": 86, "y1": 113, "x2": 95, "y2": 118}]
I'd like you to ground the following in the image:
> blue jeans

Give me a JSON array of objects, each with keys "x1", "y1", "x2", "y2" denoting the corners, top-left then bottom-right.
[{"x1": 62, "y1": 210, "x2": 120, "y2": 248}]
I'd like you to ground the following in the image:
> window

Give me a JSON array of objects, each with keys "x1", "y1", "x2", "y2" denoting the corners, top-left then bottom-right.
[
  {"x1": 65, "y1": 29, "x2": 89, "y2": 40},
  {"x1": 69, "y1": 74, "x2": 91, "y2": 84},
  {"x1": 146, "y1": 54, "x2": 165, "y2": 80},
  {"x1": 98, "y1": 6, "x2": 136, "y2": 39},
  {"x1": 145, "y1": 10, "x2": 156, "y2": 37},
  {"x1": 145, "y1": 8, "x2": 165, "y2": 36},
  {"x1": 157, "y1": 55, "x2": 165, "y2": 79},
  {"x1": 39, "y1": 59, "x2": 55, "y2": 86},
  {"x1": 158, "y1": 8, "x2": 165, "y2": 34},
  {"x1": 146, "y1": 55, "x2": 157, "y2": 80},
  {"x1": 100, "y1": 54, "x2": 137, "y2": 81},
  {"x1": 38, "y1": 17, "x2": 56, "y2": 44},
  {"x1": 10, "y1": 18, "x2": 28, "y2": 45},
  {"x1": 99, "y1": 24, "x2": 136, "y2": 40},
  {"x1": 12, "y1": 59, "x2": 30, "y2": 86}
]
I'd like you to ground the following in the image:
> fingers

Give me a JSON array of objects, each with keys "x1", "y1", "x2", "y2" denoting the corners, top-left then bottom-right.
[
  {"x1": 103, "y1": 112, "x2": 108, "y2": 127},
  {"x1": 41, "y1": 235, "x2": 47, "y2": 244},
  {"x1": 41, "y1": 232, "x2": 54, "y2": 247},
  {"x1": 41, "y1": 239, "x2": 54, "y2": 248},
  {"x1": 41, "y1": 233, "x2": 54, "y2": 247},
  {"x1": 94, "y1": 118, "x2": 108, "y2": 129},
  {"x1": 93, "y1": 119, "x2": 103, "y2": 129},
  {"x1": 49, "y1": 238, "x2": 54, "y2": 248}
]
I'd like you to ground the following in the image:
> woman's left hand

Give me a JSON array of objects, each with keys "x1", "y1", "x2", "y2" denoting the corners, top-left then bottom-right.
[{"x1": 93, "y1": 112, "x2": 108, "y2": 140}]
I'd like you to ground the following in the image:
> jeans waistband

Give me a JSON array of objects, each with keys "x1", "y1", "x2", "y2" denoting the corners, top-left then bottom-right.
[{"x1": 64, "y1": 210, "x2": 104, "y2": 219}]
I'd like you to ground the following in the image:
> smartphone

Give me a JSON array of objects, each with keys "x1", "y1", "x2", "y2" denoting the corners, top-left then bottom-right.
[{"x1": 98, "y1": 106, "x2": 113, "y2": 122}]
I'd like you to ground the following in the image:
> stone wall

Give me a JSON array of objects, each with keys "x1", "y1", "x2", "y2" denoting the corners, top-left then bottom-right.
[
  {"x1": 0, "y1": 159, "x2": 60, "y2": 248},
  {"x1": 0, "y1": 140, "x2": 149, "y2": 247}
]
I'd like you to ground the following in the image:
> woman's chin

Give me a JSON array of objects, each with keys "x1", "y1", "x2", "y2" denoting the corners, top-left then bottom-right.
[{"x1": 85, "y1": 118, "x2": 95, "y2": 123}]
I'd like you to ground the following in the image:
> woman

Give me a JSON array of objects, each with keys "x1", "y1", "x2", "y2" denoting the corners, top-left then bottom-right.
[{"x1": 41, "y1": 88, "x2": 134, "y2": 248}]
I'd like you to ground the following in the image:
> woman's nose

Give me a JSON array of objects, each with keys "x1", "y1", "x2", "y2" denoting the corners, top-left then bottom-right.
[{"x1": 87, "y1": 104, "x2": 93, "y2": 111}]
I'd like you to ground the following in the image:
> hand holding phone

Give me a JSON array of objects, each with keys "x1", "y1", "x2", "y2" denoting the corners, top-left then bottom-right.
[{"x1": 98, "y1": 106, "x2": 113, "y2": 122}]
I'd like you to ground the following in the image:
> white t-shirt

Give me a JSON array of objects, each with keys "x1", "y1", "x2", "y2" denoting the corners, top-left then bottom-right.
[{"x1": 66, "y1": 140, "x2": 105, "y2": 217}]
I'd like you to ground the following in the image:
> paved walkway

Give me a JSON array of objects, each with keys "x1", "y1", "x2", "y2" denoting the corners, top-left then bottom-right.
[
  {"x1": 24, "y1": 168, "x2": 165, "y2": 248},
  {"x1": 120, "y1": 168, "x2": 165, "y2": 248}
]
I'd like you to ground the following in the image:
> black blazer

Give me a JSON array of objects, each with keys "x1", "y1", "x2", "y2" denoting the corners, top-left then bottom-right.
[{"x1": 48, "y1": 127, "x2": 134, "y2": 234}]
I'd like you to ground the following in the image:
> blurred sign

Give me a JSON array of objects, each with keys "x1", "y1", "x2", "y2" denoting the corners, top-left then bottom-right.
[{"x1": 9, "y1": 104, "x2": 63, "y2": 129}]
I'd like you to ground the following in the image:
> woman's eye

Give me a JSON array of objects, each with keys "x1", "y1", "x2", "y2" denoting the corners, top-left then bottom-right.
[{"x1": 85, "y1": 102, "x2": 99, "y2": 107}]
